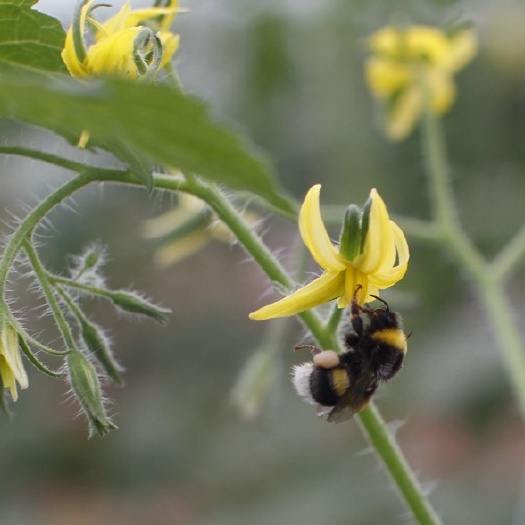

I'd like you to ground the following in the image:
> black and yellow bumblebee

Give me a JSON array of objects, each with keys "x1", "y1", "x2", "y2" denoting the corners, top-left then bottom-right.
[{"x1": 292, "y1": 291, "x2": 408, "y2": 422}]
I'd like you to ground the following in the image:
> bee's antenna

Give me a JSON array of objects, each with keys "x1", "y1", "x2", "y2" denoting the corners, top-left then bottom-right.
[{"x1": 369, "y1": 294, "x2": 389, "y2": 311}]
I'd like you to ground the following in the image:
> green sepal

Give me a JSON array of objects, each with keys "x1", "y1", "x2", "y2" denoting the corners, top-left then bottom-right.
[
  {"x1": 72, "y1": 0, "x2": 89, "y2": 64},
  {"x1": 339, "y1": 204, "x2": 362, "y2": 261},
  {"x1": 133, "y1": 29, "x2": 162, "y2": 81}
]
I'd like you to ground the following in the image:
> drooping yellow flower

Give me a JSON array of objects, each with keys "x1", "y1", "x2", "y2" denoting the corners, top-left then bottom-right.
[
  {"x1": 249, "y1": 185, "x2": 409, "y2": 320},
  {"x1": 365, "y1": 25, "x2": 477, "y2": 140},
  {"x1": 62, "y1": 0, "x2": 182, "y2": 80},
  {"x1": 0, "y1": 319, "x2": 28, "y2": 401},
  {"x1": 142, "y1": 193, "x2": 261, "y2": 267}
]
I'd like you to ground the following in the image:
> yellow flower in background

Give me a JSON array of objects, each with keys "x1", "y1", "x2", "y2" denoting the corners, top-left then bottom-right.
[
  {"x1": 365, "y1": 25, "x2": 477, "y2": 140},
  {"x1": 0, "y1": 319, "x2": 28, "y2": 401},
  {"x1": 249, "y1": 185, "x2": 409, "y2": 320},
  {"x1": 62, "y1": 0, "x2": 182, "y2": 80},
  {"x1": 142, "y1": 194, "x2": 260, "y2": 267}
]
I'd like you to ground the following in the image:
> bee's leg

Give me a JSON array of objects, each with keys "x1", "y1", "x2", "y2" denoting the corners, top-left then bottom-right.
[
  {"x1": 294, "y1": 344, "x2": 322, "y2": 356},
  {"x1": 350, "y1": 300, "x2": 364, "y2": 336},
  {"x1": 344, "y1": 331, "x2": 360, "y2": 349}
]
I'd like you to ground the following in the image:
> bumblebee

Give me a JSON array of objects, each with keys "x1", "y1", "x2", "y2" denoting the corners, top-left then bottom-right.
[{"x1": 292, "y1": 292, "x2": 407, "y2": 422}]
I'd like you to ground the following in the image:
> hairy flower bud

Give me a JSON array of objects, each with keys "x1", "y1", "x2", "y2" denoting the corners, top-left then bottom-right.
[{"x1": 68, "y1": 350, "x2": 117, "y2": 437}]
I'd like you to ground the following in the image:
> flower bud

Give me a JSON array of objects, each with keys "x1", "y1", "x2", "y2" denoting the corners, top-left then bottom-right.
[
  {"x1": 109, "y1": 290, "x2": 170, "y2": 324},
  {"x1": 79, "y1": 317, "x2": 123, "y2": 385},
  {"x1": 0, "y1": 318, "x2": 28, "y2": 401},
  {"x1": 68, "y1": 350, "x2": 117, "y2": 437}
]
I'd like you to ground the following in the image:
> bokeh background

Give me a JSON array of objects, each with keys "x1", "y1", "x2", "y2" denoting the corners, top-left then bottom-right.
[{"x1": 1, "y1": 0, "x2": 525, "y2": 523}]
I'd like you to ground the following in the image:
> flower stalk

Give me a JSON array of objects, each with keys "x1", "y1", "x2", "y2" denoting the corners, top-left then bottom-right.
[{"x1": 421, "y1": 93, "x2": 525, "y2": 419}]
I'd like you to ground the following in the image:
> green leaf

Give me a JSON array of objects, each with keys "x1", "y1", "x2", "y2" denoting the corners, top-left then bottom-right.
[
  {"x1": 0, "y1": 0, "x2": 67, "y2": 73},
  {"x1": 0, "y1": 67, "x2": 295, "y2": 212}
]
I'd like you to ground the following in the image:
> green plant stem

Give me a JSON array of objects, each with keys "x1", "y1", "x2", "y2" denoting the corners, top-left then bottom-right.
[
  {"x1": 358, "y1": 404, "x2": 441, "y2": 525},
  {"x1": 0, "y1": 172, "x2": 95, "y2": 299},
  {"x1": 422, "y1": 106, "x2": 525, "y2": 419},
  {"x1": 0, "y1": 150, "x2": 440, "y2": 524},
  {"x1": 23, "y1": 240, "x2": 77, "y2": 352},
  {"x1": 491, "y1": 224, "x2": 525, "y2": 281}
]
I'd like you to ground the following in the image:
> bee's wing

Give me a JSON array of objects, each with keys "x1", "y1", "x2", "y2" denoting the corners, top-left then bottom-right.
[
  {"x1": 325, "y1": 400, "x2": 356, "y2": 423},
  {"x1": 325, "y1": 377, "x2": 377, "y2": 423}
]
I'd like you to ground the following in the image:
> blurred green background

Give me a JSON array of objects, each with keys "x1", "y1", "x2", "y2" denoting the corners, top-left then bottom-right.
[{"x1": 1, "y1": 0, "x2": 525, "y2": 523}]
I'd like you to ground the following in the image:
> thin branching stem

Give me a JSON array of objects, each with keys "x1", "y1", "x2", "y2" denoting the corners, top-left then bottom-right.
[
  {"x1": 23, "y1": 240, "x2": 77, "y2": 352},
  {"x1": 422, "y1": 104, "x2": 525, "y2": 419}
]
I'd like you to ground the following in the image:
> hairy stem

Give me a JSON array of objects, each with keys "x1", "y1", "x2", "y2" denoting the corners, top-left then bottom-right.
[{"x1": 422, "y1": 106, "x2": 525, "y2": 418}]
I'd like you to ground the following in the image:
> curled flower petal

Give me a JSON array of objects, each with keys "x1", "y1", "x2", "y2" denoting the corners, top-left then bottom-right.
[
  {"x1": 386, "y1": 85, "x2": 422, "y2": 141},
  {"x1": 249, "y1": 272, "x2": 345, "y2": 320},
  {"x1": 368, "y1": 221, "x2": 409, "y2": 287},
  {"x1": 299, "y1": 185, "x2": 346, "y2": 272},
  {"x1": 446, "y1": 30, "x2": 478, "y2": 71},
  {"x1": 355, "y1": 189, "x2": 393, "y2": 274}
]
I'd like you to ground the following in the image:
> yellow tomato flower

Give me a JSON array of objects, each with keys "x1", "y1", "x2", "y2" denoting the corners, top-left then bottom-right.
[
  {"x1": 142, "y1": 193, "x2": 260, "y2": 267},
  {"x1": 0, "y1": 319, "x2": 28, "y2": 401},
  {"x1": 365, "y1": 25, "x2": 477, "y2": 140},
  {"x1": 62, "y1": 0, "x2": 181, "y2": 80},
  {"x1": 249, "y1": 185, "x2": 409, "y2": 320}
]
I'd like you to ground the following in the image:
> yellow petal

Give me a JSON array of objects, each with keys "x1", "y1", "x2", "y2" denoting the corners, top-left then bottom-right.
[
  {"x1": 159, "y1": 32, "x2": 180, "y2": 68},
  {"x1": 96, "y1": 2, "x2": 132, "y2": 36},
  {"x1": 159, "y1": 0, "x2": 181, "y2": 32},
  {"x1": 100, "y1": 2, "x2": 180, "y2": 36},
  {"x1": 299, "y1": 185, "x2": 346, "y2": 272},
  {"x1": 155, "y1": 232, "x2": 211, "y2": 267},
  {"x1": 369, "y1": 27, "x2": 402, "y2": 58},
  {"x1": 367, "y1": 221, "x2": 409, "y2": 287},
  {"x1": 249, "y1": 271, "x2": 345, "y2": 320},
  {"x1": 355, "y1": 189, "x2": 393, "y2": 274},
  {"x1": 340, "y1": 267, "x2": 366, "y2": 307},
  {"x1": 446, "y1": 29, "x2": 478, "y2": 71},
  {"x1": 427, "y1": 69, "x2": 455, "y2": 114},
  {"x1": 0, "y1": 323, "x2": 28, "y2": 401},
  {"x1": 366, "y1": 57, "x2": 411, "y2": 97},
  {"x1": 386, "y1": 84, "x2": 422, "y2": 140},
  {"x1": 87, "y1": 27, "x2": 142, "y2": 79},
  {"x1": 405, "y1": 26, "x2": 449, "y2": 64}
]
